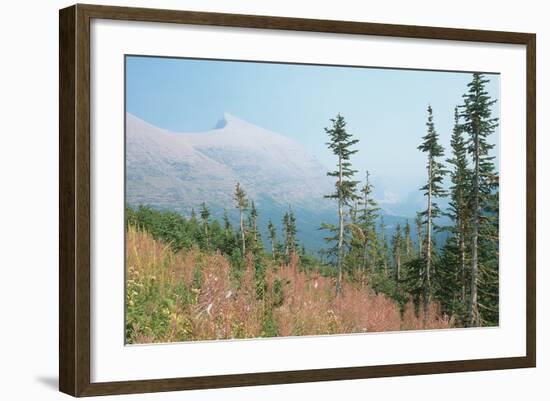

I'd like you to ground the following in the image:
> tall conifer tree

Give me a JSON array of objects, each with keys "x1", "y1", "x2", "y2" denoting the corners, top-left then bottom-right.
[
  {"x1": 199, "y1": 202, "x2": 211, "y2": 249},
  {"x1": 321, "y1": 114, "x2": 359, "y2": 295},
  {"x1": 460, "y1": 73, "x2": 499, "y2": 326},
  {"x1": 358, "y1": 170, "x2": 380, "y2": 273},
  {"x1": 418, "y1": 105, "x2": 447, "y2": 325},
  {"x1": 267, "y1": 218, "x2": 277, "y2": 259},
  {"x1": 415, "y1": 213, "x2": 423, "y2": 258},
  {"x1": 404, "y1": 220, "x2": 413, "y2": 260},
  {"x1": 446, "y1": 107, "x2": 471, "y2": 308},
  {"x1": 392, "y1": 223, "x2": 403, "y2": 283},
  {"x1": 283, "y1": 206, "x2": 298, "y2": 261},
  {"x1": 234, "y1": 182, "x2": 249, "y2": 256},
  {"x1": 247, "y1": 201, "x2": 261, "y2": 253},
  {"x1": 378, "y1": 217, "x2": 389, "y2": 273}
]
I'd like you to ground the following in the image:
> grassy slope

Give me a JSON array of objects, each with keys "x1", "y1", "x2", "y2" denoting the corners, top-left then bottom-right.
[{"x1": 125, "y1": 226, "x2": 451, "y2": 344}]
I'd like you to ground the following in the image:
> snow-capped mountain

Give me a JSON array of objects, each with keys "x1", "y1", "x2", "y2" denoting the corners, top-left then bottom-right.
[{"x1": 126, "y1": 112, "x2": 333, "y2": 214}]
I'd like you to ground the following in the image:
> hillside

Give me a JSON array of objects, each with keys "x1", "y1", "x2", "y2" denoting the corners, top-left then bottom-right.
[
  {"x1": 126, "y1": 112, "x2": 332, "y2": 212},
  {"x1": 125, "y1": 226, "x2": 452, "y2": 344},
  {"x1": 126, "y1": 113, "x2": 421, "y2": 252}
]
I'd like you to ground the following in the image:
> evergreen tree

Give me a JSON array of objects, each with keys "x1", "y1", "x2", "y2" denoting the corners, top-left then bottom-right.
[
  {"x1": 199, "y1": 202, "x2": 211, "y2": 249},
  {"x1": 404, "y1": 219, "x2": 413, "y2": 261},
  {"x1": 417, "y1": 105, "x2": 447, "y2": 325},
  {"x1": 415, "y1": 213, "x2": 423, "y2": 258},
  {"x1": 357, "y1": 170, "x2": 380, "y2": 273},
  {"x1": 445, "y1": 107, "x2": 471, "y2": 313},
  {"x1": 283, "y1": 206, "x2": 298, "y2": 261},
  {"x1": 460, "y1": 73, "x2": 499, "y2": 326},
  {"x1": 222, "y1": 209, "x2": 232, "y2": 237},
  {"x1": 392, "y1": 223, "x2": 403, "y2": 283},
  {"x1": 322, "y1": 114, "x2": 359, "y2": 295},
  {"x1": 219, "y1": 208, "x2": 238, "y2": 256},
  {"x1": 267, "y1": 218, "x2": 277, "y2": 259},
  {"x1": 247, "y1": 201, "x2": 262, "y2": 253},
  {"x1": 345, "y1": 200, "x2": 363, "y2": 276},
  {"x1": 234, "y1": 182, "x2": 249, "y2": 255},
  {"x1": 377, "y1": 217, "x2": 389, "y2": 273},
  {"x1": 436, "y1": 237, "x2": 466, "y2": 320}
]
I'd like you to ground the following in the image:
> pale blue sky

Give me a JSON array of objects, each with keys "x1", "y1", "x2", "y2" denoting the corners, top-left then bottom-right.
[{"x1": 126, "y1": 55, "x2": 500, "y2": 212}]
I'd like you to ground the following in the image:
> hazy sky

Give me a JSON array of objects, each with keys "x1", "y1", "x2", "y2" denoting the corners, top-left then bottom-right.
[{"x1": 126, "y1": 55, "x2": 500, "y2": 208}]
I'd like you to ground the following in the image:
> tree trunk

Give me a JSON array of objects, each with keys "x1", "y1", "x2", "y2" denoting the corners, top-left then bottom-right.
[
  {"x1": 396, "y1": 252, "x2": 401, "y2": 283},
  {"x1": 336, "y1": 154, "x2": 344, "y2": 296},
  {"x1": 204, "y1": 224, "x2": 209, "y2": 249},
  {"x1": 424, "y1": 159, "x2": 433, "y2": 327},
  {"x1": 362, "y1": 181, "x2": 369, "y2": 273},
  {"x1": 239, "y1": 208, "x2": 246, "y2": 256},
  {"x1": 362, "y1": 242, "x2": 368, "y2": 273},
  {"x1": 417, "y1": 224, "x2": 423, "y2": 258},
  {"x1": 459, "y1": 220, "x2": 466, "y2": 305},
  {"x1": 468, "y1": 133, "x2": 480, "y2": 327}
]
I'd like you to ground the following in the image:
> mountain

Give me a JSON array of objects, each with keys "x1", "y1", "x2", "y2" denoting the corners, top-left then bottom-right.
[
  {"x1": 126, "y1": 113, "x2": 427, "y2": 253},
  {"x1": 126, "y1": 112, "x2": 333, "y2": 213}
]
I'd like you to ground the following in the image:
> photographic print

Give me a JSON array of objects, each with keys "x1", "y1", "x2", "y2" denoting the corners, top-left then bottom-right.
[{"x1": 124, "y1": 56, "x2": 500, "y2": 344}]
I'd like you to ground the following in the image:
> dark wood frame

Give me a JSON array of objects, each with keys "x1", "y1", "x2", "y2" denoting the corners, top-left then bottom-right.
[{"x1": 59, "y1": 3, "x2": 536, "y2": 397}]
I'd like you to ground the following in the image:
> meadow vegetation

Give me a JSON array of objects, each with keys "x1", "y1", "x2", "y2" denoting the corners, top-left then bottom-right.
[{"x1": 126, "y1": 225, "x2": 450, "y2": 343}]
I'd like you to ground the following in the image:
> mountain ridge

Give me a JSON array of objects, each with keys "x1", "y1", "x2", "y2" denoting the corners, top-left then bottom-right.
[
  {"x1": 126, "y1": 113, "x2": 431, "y2": 252},
  {"x1": 126, "y1": 112, "x2": 333, "y2": 213}
]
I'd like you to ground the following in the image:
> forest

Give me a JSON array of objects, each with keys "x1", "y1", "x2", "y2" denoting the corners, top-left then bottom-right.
[{"x1": 125, "y1": 73, "x2": 499, "y2": 344}]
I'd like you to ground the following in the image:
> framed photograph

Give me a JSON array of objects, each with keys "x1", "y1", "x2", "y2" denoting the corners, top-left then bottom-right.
[{"x1": 59, "y1": 4, "x2": 536, "y2": 397}]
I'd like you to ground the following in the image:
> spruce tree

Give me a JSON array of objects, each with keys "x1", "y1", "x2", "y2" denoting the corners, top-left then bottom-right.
[
  {"x1": 445, "y1": 107, "x2": 471, "y2": 311},
  {"x1": 415, "y1": 213, "x2": 423, "y2": 258},
  {"x1": 418, "y1": 105, "x2": 447, "y2": 325},
  {"x1": 358, "y1": 170, "x2": 380, "y2": 273},
  {"x1": 404, "y1": 219, "x2": 413, "y2": 261},
  {"x1": 247, "y1": 201, "x2": 262, "y2": 253},
  {"x1": 378, "y1": 217, "x2": 389, "y2": 273},
  {"x1": 345, "y1": 200, "x2": 363, "y2": 276},
  {"x1": 267, "y1": 218, "x2": 277, "y2": 259},
  {"x1": 199, "y1": 202, "x2": 211, "y2": 249},
  {"x1": 392, "y1": 223, "x2": 403, "y2": 283},
  {"x1": 322, "y1": 114, "x2": 359, "y2": 295},
  {"x1": 234, "y1": 182, "x2": 249, "y2": 256},
  {"x1": 222, "y1": 209, "x2": 232, "y2": 237},
  {"x1": 460, "y1": 73, "x2": 499, "y2": 327},
  {"x1": 282, "y1": 206, "x2": 298, "y2": 262}
]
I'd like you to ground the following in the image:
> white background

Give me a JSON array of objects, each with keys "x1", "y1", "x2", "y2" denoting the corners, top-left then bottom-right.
[
  {"x1": 91, "y1": 19, "x2": 526, "y2": 382},
  {"x1": 0, "y1": 0, "x2": 546, "y2": 400}
]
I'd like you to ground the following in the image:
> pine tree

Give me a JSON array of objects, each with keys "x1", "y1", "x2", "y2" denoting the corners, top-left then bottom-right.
[
  {"x1": 418, "y1": 105, "x2": 447, "y2": 325},
  {"x1": 345, "y1": 200, "x2": 363, "y2": 276},
  {"x1": 247, "y1": 201, "x2": 262, "y2": 253},
  {"x1": 285, "y1": 206, "x2": 298, "y2": 260},
  {"x1": 267, "y1": 218, "x2": 277, "y2": 259},
  {"x1": 199, "y1": 202, "x2": 211, "y2": 249},
  {"x1": 392, "y1": 223, "x2": 403, "y2": 283},
  {"x1": 234, "y1": 182, "x2": 249, "y2": 256},
  {"x1": 415, "y1": 213, "x2": 423, "y2": 258},
  {"x1": 378, "y1": 217, "x2": 389, "y2": 273},
  {"x1": 322, "y1": 114, "x2": 359, "y2": 295},
  {"x1": 445, "y1": 107, "x2": 471, "y2": 311},
  {"x1": 222, "y1": 209, "x2": 232, "y2": 237},
  {"x1": 404, "y1": 219, "x2": 413, "y2": 261},
  {"x1": 460, "y1": 73, "x2": 499, "y2": 327},
  {"x1": 357, "y1": 170, "x2": 380, "y2": 273}
]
